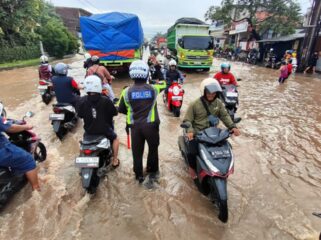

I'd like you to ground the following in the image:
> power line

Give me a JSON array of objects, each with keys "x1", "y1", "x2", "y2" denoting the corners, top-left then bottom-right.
[{"x1": 78, "y1": 0, "x2": 102, "y2": 13}]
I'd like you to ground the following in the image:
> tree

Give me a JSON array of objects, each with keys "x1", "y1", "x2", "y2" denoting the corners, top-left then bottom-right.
[{"x1": 205, "y1": 0, "x2": 302, "y2": 36}]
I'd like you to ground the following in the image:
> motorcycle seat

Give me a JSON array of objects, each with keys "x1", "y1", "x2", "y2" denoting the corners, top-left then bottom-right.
[
  {"x1": 53, "y1": 103, "x2": 72, "y2": 107},
  {"x1": 81, "y1": 134, "x2": 106, "y2": 145}
]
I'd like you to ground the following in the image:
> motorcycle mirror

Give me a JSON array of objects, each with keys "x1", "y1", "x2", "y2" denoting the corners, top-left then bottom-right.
[
  {"x1": 180, "y1": 122, "x2": 191, "y2": 129},
  {"x1": 237, "y1": 78, "x2": 242, "y2": 81},
  {"x1": 25, "y1": 111, "x2": 34, "y2": 118}
]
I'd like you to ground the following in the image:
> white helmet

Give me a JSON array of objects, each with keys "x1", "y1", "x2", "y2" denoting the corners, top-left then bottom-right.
[
  {"x1": 91, "y1": 55, "x2": 99, "y2": 62},
  {"x1": 200, "y1": 78, "x2": 222, "y2": 95},
  {"x1": 129, "y1": 60, "x2": 149, "y2": 80},
  {"x1": 84, "y1": 53, "x2": 91, "y2": 60},
  {"x1": 169, "y1": 59, "x2": 177, "y2": 66},
  {"x1": 84, "y1": 75, "x2": 102, "y2": 94},
  {"x1": 40, "y1": 55, "x2": 48, "y2": 63}
]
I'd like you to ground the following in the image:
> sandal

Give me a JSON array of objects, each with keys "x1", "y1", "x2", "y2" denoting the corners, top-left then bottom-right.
[{"x1": 112, "y1": 158, "x2": 120, "y2": 169}]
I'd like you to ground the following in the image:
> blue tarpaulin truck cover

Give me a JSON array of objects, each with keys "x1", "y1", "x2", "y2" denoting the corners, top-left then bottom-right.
[{"x1": 80, "y1": 12, "x2": 144, "y2": 60}]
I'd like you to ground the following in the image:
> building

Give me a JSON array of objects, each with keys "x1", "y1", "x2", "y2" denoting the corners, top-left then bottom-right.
[{"x1": 55, "y1": 7, "x2": 92, "y2": 38}]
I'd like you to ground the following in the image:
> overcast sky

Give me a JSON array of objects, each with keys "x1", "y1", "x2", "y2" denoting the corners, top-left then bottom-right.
[{"x1": 49, "y1": 0, "x2": 311, "y2": 38}]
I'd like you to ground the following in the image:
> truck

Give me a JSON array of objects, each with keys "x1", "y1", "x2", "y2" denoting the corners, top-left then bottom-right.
[
  {"x1": 80, "y1": 12, "x2": 144, "y2": 74},
  {"x1": 167, "y1": 18, "x2": 214, "y2": 71}
]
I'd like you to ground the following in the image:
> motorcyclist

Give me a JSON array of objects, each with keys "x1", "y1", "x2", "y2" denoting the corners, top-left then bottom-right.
[
  {"x1": 0, "y1": 116, "x2": 40, "y2": 190},
  {"x1": 83, "y1": 53, "x2": 93, "y2": 70},
  {"x1": 213, "y1": 62, "x2": 238, "y2": 86},
  {"x1": 86, "y1": 55, "x2": 114, "y2": 84},
  {"x1": 183, "y1": 78, "x2": 240, "y2": 177},
  {"x1": 165, "y1": 60, "x2": 184, "y2": 93},
  {"x1": 118, "y1": 60, "x2": 166, "y2": 183},
  {"x1": 38, "y1": 55, "x2": 53, "y2": 81},
  {"x1": 147, "y1": 56, "x2": 164, "y2": 82},
  {"x1": 52, "y1": 63, "x2": 80, "y2": 107},
  {"x1": 77, "y1": 75, "x2": 120, "y2": 168}
]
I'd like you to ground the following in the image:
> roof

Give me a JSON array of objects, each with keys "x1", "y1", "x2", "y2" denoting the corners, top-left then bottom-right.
[{"x1": 257, "y1": 29, "x2": 305, "y2": 43}]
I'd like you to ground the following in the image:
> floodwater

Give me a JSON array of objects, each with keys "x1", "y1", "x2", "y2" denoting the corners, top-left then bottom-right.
[{"x1": 0, "y1": 55, "x2": 320, "y2": 240}]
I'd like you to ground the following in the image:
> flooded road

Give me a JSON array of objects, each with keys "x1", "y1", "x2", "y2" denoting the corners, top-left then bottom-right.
[{"x1": 0, "y1": 55, "x2": 320, "y2": 239}]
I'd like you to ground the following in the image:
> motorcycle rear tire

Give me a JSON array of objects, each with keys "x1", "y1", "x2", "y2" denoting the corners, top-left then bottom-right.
[
  {"x1": 42, "y1": 93, "x2": 52, "y2": 105},
  {"x1": 34, "y1": 142, "x2": 47, "y2": 162},
  {"x1": 173, "y1": 107, "x2": 180, "y2": 117},
  {"x1": 1, "y1": 109, "x2": 6, "y2": 118},
  {"x1": 56, "y1": 127, "x2": 67, "y2": 141},
  {"x1": 86, "y1": 173, "x2": 100, "y2": 194}
]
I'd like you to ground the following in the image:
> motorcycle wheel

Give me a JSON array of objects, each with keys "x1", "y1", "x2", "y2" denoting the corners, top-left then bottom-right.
[
  {"x1": 42, "y1": 93, "x2": 52, "y2": 105},
  {"x1": 56, "y1": 127, "x2": 67, "y2": 141},
  {"x1": 1, "y1": 109, "x2": 6, "y2": 118},
  {"x1": 209, "y1": 178, "x2": 228, "y2": 223},
  {"x1": 173, "y1": 106, "x2": 180, "y2": 117},
  {"x1": 34, "y1": 142, "x2": 47, "y2": 162},
  {"x1": 86, "y1": 172, "x2": 100, "y2": 194}
]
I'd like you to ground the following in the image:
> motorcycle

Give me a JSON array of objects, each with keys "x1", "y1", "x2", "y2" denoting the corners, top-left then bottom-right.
[
  {"x1": 49, "y1": 104, "x2": 78, "y2": 140},
  {"x1": 163, "y1": 79, "x2": 184, "y2": 117},
  {"x1": 75, "y1": 133, "x2": 112, "y2": 194},
  {"x1": 247, "y1": 53, "x2": 257, "y2": 65},
  {"x1": 220, "y1": 85, "x2": 241, "y2": 123},
  {"x1": 178, "y1": 117, "x2": 235, "y2": 223},
  {"x1": 0, "y1": 101, "x2": 6, "y2": 118},
  {"x1": 0, "y1": 111, "x2": 46, "y2": 209},
  {"x1": 265, "y1": 55, "x2": 281, "y2": 69},
  {"x1": 38, "y1": 80, "x2": 54, "y2": 105}
]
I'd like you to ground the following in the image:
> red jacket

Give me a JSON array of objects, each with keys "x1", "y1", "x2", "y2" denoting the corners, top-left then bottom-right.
[
  {"x1": 214, "y1": 72, "x2": 238, "y2": 86},
  {"x1": 287, "y1": 64, "x2": 293, "y2": 75}
]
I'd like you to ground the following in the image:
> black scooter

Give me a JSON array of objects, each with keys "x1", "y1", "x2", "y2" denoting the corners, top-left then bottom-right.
[
  {"x1": 220, "y1": 85, "x2": 241, "y2": 123},
  {"x1": 178, "y1": 116, "x2": 235, "y2": 223},
  {"x1": 0, "y1": 112, "x2": 46, "y2": 209},
  {"x1": 75, "y1": 133, "x2": 113, "y2": 194},
  {"x1": 49, "y1": 104, "x2": 78, "y2": 140}
]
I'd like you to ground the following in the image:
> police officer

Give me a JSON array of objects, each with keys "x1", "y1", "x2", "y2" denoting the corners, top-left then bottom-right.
[{"x1": 118, "y1": 60, "x2": 166, "y2": 183}]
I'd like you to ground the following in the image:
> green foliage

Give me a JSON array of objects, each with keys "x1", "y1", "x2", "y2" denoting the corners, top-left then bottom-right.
[
  {"x1": 0, "y1": 0, "x2": 79, "y2": 60},
  {"x1": 0, "y1": 45, "x2": 40, "y2": 63},
  {"x1": 204, "y1": 0, "x2": 234, "y2": 26}
]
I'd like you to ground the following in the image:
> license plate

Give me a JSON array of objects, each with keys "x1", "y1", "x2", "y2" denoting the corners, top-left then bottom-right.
[
  {"x1": 38, "y1": 86, "x2": 48, "y2": 90},
  {"x1": 49, "y1": 113, "x2": 65, "y2": 120},
  {"x1": 226, "y1": 92, "x2": 238, "y2": 97},
  {"x1": 194, "y1": 61, "x2": 201, "y2": 65},
  {"x1": 75, "y1": 157, "x2": 99, "y2": 168},
  {"x1": 172, "y1": 96, "x2": 183, "y2": 100}
]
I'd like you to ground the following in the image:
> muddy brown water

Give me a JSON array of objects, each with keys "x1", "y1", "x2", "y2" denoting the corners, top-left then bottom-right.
[{"x1": 0, "y1": 55, "x2": 320, "y2": 239}]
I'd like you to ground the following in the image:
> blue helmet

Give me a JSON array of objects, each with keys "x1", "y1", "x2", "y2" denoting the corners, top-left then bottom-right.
[
  {"x1": 221, "y1": 62, "x2": 231, "y2": 71},
  {"x1": 54, "y1": 62, "x2": 68, "y2": 75}
]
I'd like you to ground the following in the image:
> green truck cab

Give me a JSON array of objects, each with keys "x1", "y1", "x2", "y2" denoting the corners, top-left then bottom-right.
[{"x1": 167, "y1": 19, "x2": 214, "y2": 71}]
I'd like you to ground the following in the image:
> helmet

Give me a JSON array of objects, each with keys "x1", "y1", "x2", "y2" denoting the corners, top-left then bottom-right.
[
  {"x1": 84, "y1": 53, "x2": 91, "y2": 60},
  {"x1": 129, "y1": 60, "x2": 149, "y2": 80},
  {"x1": 84, "y1": 75, "x2": 102, "y2": 94},
  {"x1": 200, "y1": 78, "x2": 222, "y2": 95},
  {"x1": 91, "y1": 55, "x2": 99, "y2": 62},
  {"x1": 54, "y1": 62, "x2": 68, "y2": 75},
  {"x1": 220, "y1": 62, "x2": 231, "y2": 71},
  {"x1": 169, "y1": 60, "x2": 177, "y2": 66},
  {"x1": 40, "y1": 55, "x2": 48, "y2": 63},
  {"x1": 270, "y1": 48, "x2": 274, "y2": 52}
]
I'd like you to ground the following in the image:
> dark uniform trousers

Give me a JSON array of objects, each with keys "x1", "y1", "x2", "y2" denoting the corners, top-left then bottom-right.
[{"x1": 131, "y1": 123, "x2": 160, "y2": 177}]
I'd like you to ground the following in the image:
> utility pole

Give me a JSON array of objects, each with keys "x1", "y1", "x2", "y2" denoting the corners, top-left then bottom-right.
[{"x1": 299, "y1": 0, "x2": 321, "y2": 71}]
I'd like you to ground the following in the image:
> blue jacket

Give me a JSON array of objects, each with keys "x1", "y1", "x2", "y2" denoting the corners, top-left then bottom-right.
[{"x1": 52, "y1": 75, "x2": 77, "y2": 104}]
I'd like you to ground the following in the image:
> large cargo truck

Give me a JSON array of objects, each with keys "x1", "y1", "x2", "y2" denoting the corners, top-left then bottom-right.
[
  {"x1": 167, "y1": 18, "x2": 214, "y2": 71},
  {"x1": 80, "y1": 12, "x2": 144, "y2": 73}
]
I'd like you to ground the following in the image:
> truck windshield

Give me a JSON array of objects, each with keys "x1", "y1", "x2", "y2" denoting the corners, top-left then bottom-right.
[{"x1": 181, "y1": 36, "x2": 213, "y2": 50}]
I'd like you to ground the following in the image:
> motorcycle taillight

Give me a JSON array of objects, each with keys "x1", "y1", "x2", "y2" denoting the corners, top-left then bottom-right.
[
  {"x1": 39, "y1": 81, "x2": 47, "y2": 86},
  {"x1": 53, "y1": 108, "x2": 62, "y2": 113},
  {"x1": 83, "y1": 149, "x2": 93, "y2": 155}
]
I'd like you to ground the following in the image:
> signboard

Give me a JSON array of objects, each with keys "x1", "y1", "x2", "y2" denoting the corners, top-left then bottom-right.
[{"x1": 234, "y1": 21, "x2": 249, "y2": 34}]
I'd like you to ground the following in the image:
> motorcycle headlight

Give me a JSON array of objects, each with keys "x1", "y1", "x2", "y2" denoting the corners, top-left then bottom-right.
[{"x1": 173, "y1": 86, "x2": 180, "y2": 96}]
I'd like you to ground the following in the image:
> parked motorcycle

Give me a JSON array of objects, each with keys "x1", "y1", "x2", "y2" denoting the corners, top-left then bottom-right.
[
  {"x1": 0, "y1": 101, "x2": 6, "y2": 118},
  {"x1": 163, "y1": 79, "x2": 184, "y2": 117},
  {"x1": 220, "y1": 85, "x2": 241, "y2": 123},
  {"x1": 49, "y1": 104, "x2": 78, "y2": 140},
  {"x1": 38, "y1": 80, "x2": 54, "y2": 105},
  {"x1": 0, "y1": 111, "x2": 46, "y2": 209},
  {"x1": 265, "y1": 55, "x2": 281, "y2": 69},
  {"x1": 178, "y1": 117, "x2": 235, "y2": 223},
  {"x1": 247, "y1": 53, "x2": 257, "y2": 65},
  {"x1": 75, "y1": 133, "x2": 112, "y2": 194}
]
